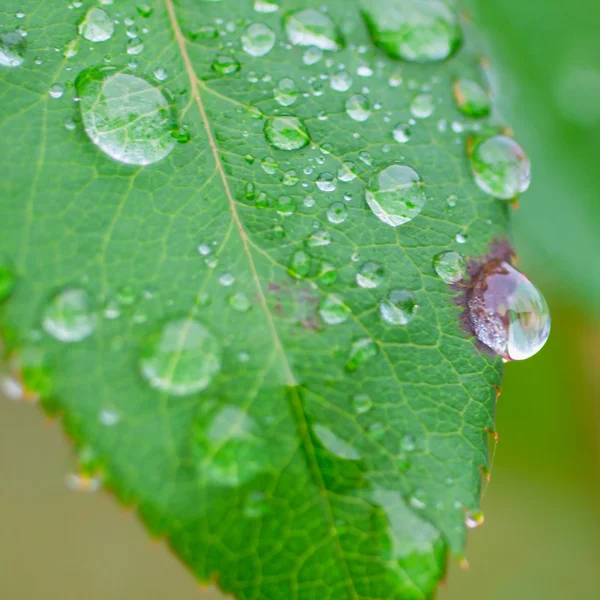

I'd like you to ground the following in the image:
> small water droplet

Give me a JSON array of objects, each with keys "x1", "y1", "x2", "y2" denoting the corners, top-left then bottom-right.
[
  {"x1": 0, "y1": 31, "x2": 26, "y2": 67},
  {"x1": 470, "y1": 135, "x2": 531, "y2": 199},
  {"x1": 319, "y1": 295, "x2": 351, "y2": 325},
  {"x1": 400, "y1": 433, "x2": 416, "y2": 452},
  {"x1": 366, "y1": 164, "x2": 426, "y2": 227},
  {"x1": 126, "y1": 37, "x2": 145, "y2": 55},
  {"x1": 288, "y1": 250, "x2": 311, "y2": 278},
  {"x1": 356, "y1": 261, "x2": 383, "y2": 289},
  {"x1": 274, "y1": 195, "x2": 296, "y2": 215},
  {"x1": 99, "y1": 407, "x2": 120, "y2": 426},
  {"x1": 229, "y1": 292, "x2": 251, "y2": 312},
  {"x1": 353, "y1": 393, "x2": 372, "y2": 414},
  {"x1": 468, "y1": 260, "x2": 551, "y2": 361},
  {"x1": 242, "y1": 23, "x2": 276, "y2": 57},
  {"x1": 345, "y1": 337, "x2": 378, "y2": 372},
  {"x1": 346, "y1": 94, "x2": 371, "y2": 122},
  {"x1": 274, "y1": 77, "x2": 297, "y2": 106},
  {"x1": 380, "y1": 290, "x2": 418, "y2": 326},
  {"x1": 392, "y1": 122, "x2": 411, "y2": 143},
  {"x1": 316, "y1": 172, "x2": 336, "y2": 192},
  {"x1": 303, "y1": 45, "x2": 323, "y2": 65},
  {"x1": 283, "y1": 9, "x2": 344, "y2": 51},
  {"x1": 455, "y1": 231, "x2": 468, "y2": 244},
  {"x1": 362, "y1": 0, "x2": 462, "y2": 63},
  {"x1": 264, "y1": 116, "x2": 310, "y2": 150},
  {"x1": 244, "y1": 490, "x2": 269, "y2": 518},
  {"x1": 137, "y1": 4, "x2": 154, "y2": 18},
  {"x1": 330, "y1": 70, "x2": 352, "y2": 92},
  {"x1": 327, "y1": 202, "x2": 348, "y2": 224},
  {"x1": 465, "y1": 509, "x2": 484, "y2": 529},
  {"x1": 453, "y1": 79, "x2": 490, "y2": 118},
  {"x1": 153, "y1": 66, "x2": 168, "y2": 81},
  {"x1": 65, "y1": 473, "x2": 102, "y2": 493},
  {"x1": 139, "y1": 318, "x2": 222, "y2": 396},
  {"x1": 79, "y1": 7, "x2": 114, "y2": 43},
  {"x1": 410, "y1": 93, "x2": 435, "y2": 119},
  {"x1": 219, "y1": 273, "x2": 235, "y2": 287},
  {"x1": 433, "y1": 251, "x2": 466, "y2": 284},
  {"x1": 212, "y1": 53, "x2": 241, "y2": 75},
  {"x1": 254, "y1": 0, "x2": 279, "y2": 13},
  {"x1": 305, "y1": 229, "x2": 331, "y2": 247},
  {"x1": 261, "y1": 156, "x2": 278, "y2": 175},
  {"x1": 42, "y1": 288, "x2": 97, "y2": 343},
  {"x1": 337, "y1": 161, "x2": 357, "y2": 182},
  {"x1": 75, "y1": 66, "x2": 176, "y2": 166}
]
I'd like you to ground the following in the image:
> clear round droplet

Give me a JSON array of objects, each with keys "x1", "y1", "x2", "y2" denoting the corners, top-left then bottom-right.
[
  {"x1": 353, "y1": 393, "x2": 373, "y2": 414},
  {"x1": 465, "y1": 509, "x2": 485, "y2": 529},
  {"x1": 337, "y1": 161, "x2": 357, "y2": 182},
  {"x1": 380, "y1": 290, "x2": 418, "y2": 326},
  {"x1": 470, "y1": 135, "x2": 531, "y2": 200},
  {"x1": 393, "y1": 122, "x2": 411, "y2": 143},
  {"x1": 264, "y1": 115, "x2": 310, "y2": 150},
  {"x1": 327, "y1": 202, "x2": 348, "y2": 224},
  {"x1": 361, "y1": 0, "x2": 462, "y2": 63},
  {"x1": 468, "y1": 260, "x2": 550, "y2": 361},
  {"x1": 139, "y1": 318, "x2": 222, "y2": 396},
  {"x1": 288, "y1": 249, "x2": 311, "y2": 278},
  {"x1": 49, "y1": 83, "x2": 64, "y2": 99},
  {"x1": 79, "y1": 7, "x2": 114, "y2": 43},
  {"x1": 274, "y1": 77, "x2": 297, "y2": 106},
  {"x1": 319, "y1": 295, "x2": 351, "y2": 325},
  {"x1": 410, "y1": 93, "x2": 435, "y2": 119},
  {"x1": 366, "y1": 164, "x2": 426, "y2": 227},
  {"x1": 283, "y1": 9, "x2": 344, "y2": 51},
  {"x1": 433, "y1": 251, "x2": 466, "y2": 284},
  {"x1": 356, "y1": 261, "x2": 384, "y2": 289},
  {"x1": 211, "y1": 53, "x2": 241, "y2": 75},
  {"x1": 42, "y1": 288, "x2": 97, "y2": 343},
  {"x1": 345, "y1": 337, "x2": 378, "y2": 372},
  {"x1": 242, "y1": 23, "x2": 276, "y2": 57},
  {"x1": 316, "y1": 172, "x2": 336, "y2": 192},
  {"x1": 330, "y1": 71, "x2": 352, "y2": 92},
  {"x1": 346, "y1": 94, "x2": 371, "y2": 122},
  {"x1": 453, "y1": 79, "x2": 490, "y2": 118},
  {"x1": 0, "y1": 31, "x2": 26, "y2": 68},
  {"x1": 75, "y1": 66, "x2": 176, "y2": 166}
]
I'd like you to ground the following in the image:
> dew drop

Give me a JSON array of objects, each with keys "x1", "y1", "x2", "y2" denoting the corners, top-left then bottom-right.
[
  {"x1": 274, "y1": 195, "x2": 296, "y2": 215},
  {"x1": 470, "y1": 135, "x2": 531, "y2": 200},
  {"x1": 75, "y1": 66, "x2": 176, "y2": 166},
  {"x1": 0, "y1": 31, "x2": 26, "y2": 67},
  {"x1": 274, "y1": 77, "x2": 297, "y2": 106},
  {"x1": 453, "y1": 79, "x2": 490, "y2": 119},
  {"x1": 49, "y1": 83, "x2": 64, "y2": 99},
  {"x1": 254, "y1": 0, "x2": 279, "y2": 13},
  {"x1": 316, "y1": 172, "x2": 336, "y2": 192},
  {"x1": 353, "y1": 393, "x2": 372, "y2": 415},
  {"x1": 337, "y1": 161, "x2": 357, "y2": 182},
  {"x1": 283, "y1": 9, "x2": 344, "y2": 51},
  {"x1": 455, "y1": 231, "x2": 468, "y2": 244},
  {"x1": 392, "y1": 122, "x2": 411, "y2": 143},
  {"x1": 211, "y1": 53, "x2": 241, "y2": 75},
  {"x1": 288, "y1": 250, "x2": 311, "y2": 278},
  {"x1": 327, "y1": 202, "x2": 348, "y2": 224},
  {"x1": 410, "y1": 93, "x2": 435, "y2": 119},
  {"x1": 356, "y1": 261, "x2": 384, "y2": 289},
  {"x1": 264, "y1": 116, "x2": 310, "y2": 151},
  {"x1": 79, "y1": 7, "x2": 114, "y2": 43},
  {"x1": 261, "y1": 156, "x2": 278, "y2": 174},
  {"x1": 330, "y1": 70, "x2": 352, "y2": 92},
  {"x1": 366, "y1": 164, "x2": 426, "y2": 227},
  {"x1": 319, "y1": 295, "x2": 351, "y2": 325},
  {"x1": 465, "y1": 509, "x2": 485, "y2": 529},
  {"x1": 137, "y1": 4, "x2": 154, "y2": 18},
  {"x1": 305, "y1": 229, "x2": 331, "y2": 247},
  {"x1": 346, "y1": 94, "x2": 371, "y2": 122},
  {"x1": 468, "y1": 260, "x2": 551, "y2": 361},
  {"x1": 42, "y1": 288, "x2": 97, "y2": 343},
  {"x1": 380, "y1": 290, "x2": 418, "y2": 326},
  {"x1": 139, "y1": 318, "x2": 222, "y2": 396},
  {"x1": 303, "y1": 45, "x2": 323, "y2": 65},
  {"x1": 229, "y1": 292, "x2": 251, "y2": 312},
  {"x1": 362, "y1": 0, "x2": 462, "y2": 63},
  {"x1": 433, "y1": 251, "x2": 466, "y2": 284},
  {"x1": 242, "y1": 23, "x2": 276, "y2": 57},
  {"x1": 345, "y1": 337, "x2": 378, "y2": 372},
  {"x1": 153, "y1": 66, "x2": 168, "y2": 81}
]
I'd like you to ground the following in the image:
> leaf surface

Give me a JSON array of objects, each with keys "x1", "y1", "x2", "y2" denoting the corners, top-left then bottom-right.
[{"x1": 0, "y1": 1, "x2": 506, "y2": 598}]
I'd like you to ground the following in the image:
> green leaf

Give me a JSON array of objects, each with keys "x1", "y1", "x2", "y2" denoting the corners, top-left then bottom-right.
[{"x1": 0, "y1": 1, "x2": 508, "y2": 598}]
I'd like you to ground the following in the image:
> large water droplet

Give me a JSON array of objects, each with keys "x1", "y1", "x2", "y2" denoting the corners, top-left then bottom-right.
[
  {"x1": 264, "y1": 116, "x2": 310, "y2": 150},
  {"x1": 468, "y1": 260, "x2": 550, "y2": 361},
  {"x1": 366, "y1": 164, "x2": 426, "y2": 227},
  {"x1": 327, "y1": 202, "x2": 348, "y2": 224},
  {"x1": 346, "y1": 94, "x2": 371, "y2": 122},
  {"x1": 140, "y1": 318, "x2": 222, "y2": 396},
  {"x1": 410, "y1": 93, "x2": 435, "y2": 119},
  {"x1": 79, "y1": 7, "x2": 114, "y2": 42},
  {"x1": 453, "y1": 79, "x2": 490, "y2": 119},
  {"x1": 356, "y1": 261, "x2": 384, "y2": 289},
  {"x1": 380, "y1": 290, "x2": 418, "y2": 326},
  {"x1": 362, "y1": 0, "x2": 462, "y2": 63},
  {"x1": 433, "y1": 251, "x2": 466, "y2": 284},
  {"x1": 0, "y1": 31, "x2": 26, "y2": 67},
  {"x1": 42, "y1": 288, "x2": 97, "y2": 343},
  {"x1": 330, "y1": 70, "x2": 352, "y2": 92},
  {"x1": 75, "y1": 66, "x2": 176, "y2": 166},
  {"x1": 283, "y1": 9, "x2": 344, "y2": 51},
  {"x1": 465, "y1": 509, "x2": 485, "y2": 529},
  {"x1": 254, "y1": 0, "x2": 279, "y2": 13},
  {"x1": 470, "y1": 135, "x2": 531, "y2": 200},
  {"x1": 319, "y1": 295, "x2": 351, "y2": 325},
  {"x1": 242, "y1": 23, "x2": 276, "y2": 57},
  {"x1": 392, "y1": 122, "x2": 411, "y2": 143}
]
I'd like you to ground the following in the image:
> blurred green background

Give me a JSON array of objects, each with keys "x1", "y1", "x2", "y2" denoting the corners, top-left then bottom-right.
[{"x1": 1, "y1": 0, "x2": 599, "y2": 598}]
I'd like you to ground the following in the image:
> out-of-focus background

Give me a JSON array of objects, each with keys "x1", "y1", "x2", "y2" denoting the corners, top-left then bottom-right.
[{"x1": 1, "y1": 0, "x2": 599, "y2": 598}]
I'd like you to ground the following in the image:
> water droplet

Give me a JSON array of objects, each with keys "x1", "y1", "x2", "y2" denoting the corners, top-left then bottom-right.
[
  {"x1": 393, "y1": 122, "x2": 411, "y2": 143},
  {"x1": 211, "y1": 53, "x2": 241, "y2": 75},
  {"x1": 366, "y1": 164, "x2": 426, "y2": 227},
  {"x1": 75, "y1": 66, "x2": 176, "y2": 166},
  {"x1": 433, "y1": 251, "x2": 466, "y2": 284},
  {"x1": 99, "y1": 407, "x2": 120, "y2": 426},
  {"x1": 319, "y1": 295, "x2": 351, "y2": 325},
  {"x1": 303, "y1": 45, "x2": 323, "y2": 65},
  {"x1": 345, "y1": 337, "x2": 378, "y2": 372},
  {"x1": 400, "y1": 433, "x2": 416, "y2": 452},
  {"x1": 264, "y1": 116, "x2": 310, "y2": 150},
  {"x1": 283, "y1": 9, "x2": 344, "y2": 51},
  {"x1": 330, "y1": 70, "x2": 352, "y2": 92},
  {"x1": 468, "y1": 260, "x2": 551, "y2": 361},
  {"x1": 455, "y1": 231, "x2": 467, "y2": 244},
  {"x1": 368, "y1": 422, "x2": 385, "y2": 440},
  {"x1": 261, "y1": 156, "x2": 278, "y2": 174},
  {"x1": 410, "y1": 93, "x2": 435, "y2": 119},
  {"x1": 337, "y1": 161, "x2": 357, "y2": 182},
  {"x1": 353, "y1": 393, "x2": 372, "y2": 414},
  {"x1": 0, "y1": 31, "x2": 26, "y2": 67},
  {"x1": 244, "y1": 490, "x2": 269, "y2": 518},
  {"x1": 153, "y1": 66, "x2": 168, "y2": 81},
  {"x1": 470, "y1": 135, "x2": 531, "y2": 199},
  {"x1": 229, "y1": 292, "x2": 251, "y2": 312},
  {"x1": 288, "y1": 250, "x2": 311, "y2": 278},
  {"x1": 137, "y1": 4, "x2": 154, "y2": 18},
  {"x1": 305, "y1": 229, "x2": 331, "y2": 247},
  {"x1": 42, "y1": 288, "x2": 97, "y2": 343},
  {"x1": 346, "y1": 94, "x2": 371, "y2": 122},
  {"x1": 327, "y1": 202, "x2": 348, "y2": 224},
  {"x1": 362, "y1": 0, "x2": 462, "y2": 63},
  {"x1": 242, "y1": 23, "x2": 276, "y2": 57},
  {"x1": 356, "y1": 261, "x2": 384, "y2": 289},
  {"x1": 380, "y1": 290, "x2": 418, "y2": 326},
  {"x1": 139, "y1": 318, "x2": 222, "y2": 396},
  {"x1": 274, "y1": 195, "x2": 296, "y2": 215},
  {"x1": 0, "y1": 256, "x2": 16, "y2": 301},
  {"x1": 47, "y1": 83, "x2": 64, "y2": 99},
  {"x1": 219, "y1": 272, "x2": 235, "y2": 287},
  {"x1": 274, "y1": 77, "x2": 297, "y2": 106},
  {"x1": 79, "y1": 7, "x2": 114, "y2": 43},
  {"x1": 254, "y1": 0, "x2": 279, "y2": 13},
  {"x1": 314, "y1": 424, "x2": 362, "y2": 460},
  {"x1": 453, "y1": 79, "x2": 490, "y2": 118},
  {"x1": 316, "y1": 172, "x2": 336, "y2": 192},
  {"x1": 465, "y1": 509, "x2": 484, "y2": 529}
]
